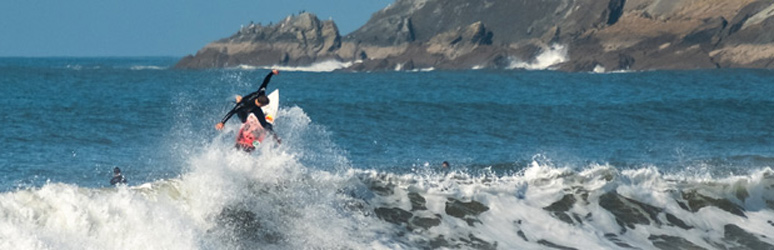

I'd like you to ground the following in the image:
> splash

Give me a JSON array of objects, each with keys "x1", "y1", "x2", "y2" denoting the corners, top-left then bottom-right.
[
  {"x1": 509, "y1": 44, "x2": 568, "y2": 70},
  {"x1": 2, "y1": 154, "x2": 774, "y2": 249},
  {"x1": 2, "y1": 105, "x2": 773, "y2": 249},
  {"x1": 0, "y1": 107, "x2": 390, "y2": 249},
  {"x1": 590, "y1": 64, "x2": 636, "y2": 74},
  {"x1": 335, "y1": 164, "x2": 774, "y2": 249},
  {"x1": 231, "y1": 60, "x2": 358, "y2": 72},
  {"x1": 407, "y1": 67, "x2": 435, "y2": 72}
]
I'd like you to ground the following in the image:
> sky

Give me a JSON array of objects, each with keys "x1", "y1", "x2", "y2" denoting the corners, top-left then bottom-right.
[{"x1": 0, "y1": 0, "x2": 393, "y2": 57}]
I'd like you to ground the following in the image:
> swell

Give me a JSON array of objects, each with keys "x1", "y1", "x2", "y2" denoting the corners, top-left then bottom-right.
[
  {"x1": 345, "y1": 164, "x2": 774, "y2": 249},
  {"x1": 2, "y1": 156, "x2": 774, "y2": 249}
]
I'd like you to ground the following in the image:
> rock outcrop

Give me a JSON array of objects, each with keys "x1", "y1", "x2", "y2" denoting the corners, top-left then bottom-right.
[
  {"x1": 176, "y1": 13, "x2": 343, "y2": 69},
  {"x1": 562, "y1": 0, "x2": 774, "y2": 71},
  {"x1": 175, "y1": 0, "x2": 774, "y2": 72}
]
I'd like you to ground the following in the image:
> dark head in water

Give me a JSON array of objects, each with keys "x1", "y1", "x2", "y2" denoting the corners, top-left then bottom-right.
[{"x1": 111, "y1": 167, "x2": 127, "y2": 186}]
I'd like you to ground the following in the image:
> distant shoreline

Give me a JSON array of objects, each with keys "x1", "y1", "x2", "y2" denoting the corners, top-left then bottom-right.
[{"x1": 175, "y1": 0, "x2": 774, "y2": 73}]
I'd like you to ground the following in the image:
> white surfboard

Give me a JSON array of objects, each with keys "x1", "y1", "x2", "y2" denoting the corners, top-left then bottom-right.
[{"x1": 262, "y1": 89, "x2": 279, "y2": 125}]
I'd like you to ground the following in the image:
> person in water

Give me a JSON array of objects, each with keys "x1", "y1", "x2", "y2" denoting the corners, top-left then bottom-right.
[
  {"x1": 215, "y1": 69, "x2": 281, "y2": 151},
  {"x1": 110, "y1": 167, "x2": 127, "y2": 186}
]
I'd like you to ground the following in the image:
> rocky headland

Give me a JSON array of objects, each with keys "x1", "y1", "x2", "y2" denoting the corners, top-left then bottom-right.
[{"x1": 175, "y1": 0, "x2": 774, "y2": 72}]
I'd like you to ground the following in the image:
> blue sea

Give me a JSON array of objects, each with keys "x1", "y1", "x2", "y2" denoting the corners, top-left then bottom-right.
[{"x1": 1, "y1": 57, "x2": 774, "y2": 249}]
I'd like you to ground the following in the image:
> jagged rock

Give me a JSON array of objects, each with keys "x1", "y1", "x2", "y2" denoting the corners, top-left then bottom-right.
[
  {"x1": 712, "y1": 3, "x2": 774, "y2": 68},
  {"x1": 445, "y1": 198, "x2": 489, "y2": 219},
  {"x1": 444, "y1": 198, "x2": 489, "y2": 226},
  {"x1": 320, "y1": 21, "x2": 342, "y2": 54},
  {"x1": 347, "y1": 0, "x2": 580, "y2": 45},
  {"x1": 460, "y1": 234, "x2": 498, "y2": 250},
  {"x1": 543, "y1": 194, "x2": 577, "y2": 224},
  {"x1": 537, "y1": 239, "x2": 578, "y2": 250},
  {"x1": 648, "y1": 235, "x2": 705, "y2": 250},
  {"x1": 175, "y1": 13, "x2": 342, "y2": 69},
  {"x1": 544, "y1": 194, "x2": 577, "y2": 213},
  {"x1": 599, "y1": 191, "x2": 663, "y2": 229},
  {"x1": 374, "y1": 207, "x2": 413, "y2": 225},
  {"x1": 604, "y1": 234, "x2": 637, "y2": 249},
  {"x1": 425, "y1": 21, "x2": 493, "y2": 60},
  {"x1": 680, "y1": 191, "x2": 747, "y2": 217},
  {"x1": 346, "y1": 16, "x2": 415, "y2": 46},
  {"x1": 665, "y1": 213, "x2": 693, "y2": 230},
  {"x1": 723, "y1": 224, "x2": 774, "y2": 249},
  {"x1": 408, "y1": 192, "x2": 427, "y2": 211},
  {"x1": 409, "y1": 215, "x2": 442, "y2": 230},
  {"x1": 176, "y1": 0, "x2": 774, "y2": 71}
]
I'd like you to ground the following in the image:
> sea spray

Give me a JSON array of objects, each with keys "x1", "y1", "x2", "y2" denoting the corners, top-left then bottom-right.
[
  {"x1": 4, "y1": 59, "x2": 774, "y2": 249},
  {"x1": 508, "y1": 44, "x2": 568, "y2": 70},
  {"x1": 2, "y1": 155, "x2": 774, "y2": 249}
]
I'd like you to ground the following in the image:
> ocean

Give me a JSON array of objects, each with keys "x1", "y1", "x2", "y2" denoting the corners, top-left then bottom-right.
[{"x1": 1, "y1": 57, "x2": 773, "y2": 249}]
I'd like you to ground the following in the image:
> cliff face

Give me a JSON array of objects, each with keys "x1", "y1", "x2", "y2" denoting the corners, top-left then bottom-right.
[
  {"x1": 175, "y1": 0, "x2": 774, "y2": 72},
  {"x1": 176, "y1": 13, "x2": 342, "y2": 69},
  {"x1": 564, "y1": 0, "x2": 774, "y2": 71}
]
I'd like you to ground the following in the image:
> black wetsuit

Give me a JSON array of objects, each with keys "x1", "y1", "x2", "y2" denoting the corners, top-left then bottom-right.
[
  {"x1": 219, "y1": 71, "x2": 277, "y2": 132},
  {"x1": 110, "y1": 174, "x2": 127, "y2": 185}
]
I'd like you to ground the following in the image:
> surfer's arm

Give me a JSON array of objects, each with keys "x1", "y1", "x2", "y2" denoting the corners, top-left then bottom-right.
[
  {"x1": 253, "y1": 109, "x2": 273, "y2": 131},
  {"x1": 257, "y1": 69, "x2": 279, "y2": 93},
  {"x1": 216, "y1": 105, "x2": 240, "y2": 130}
]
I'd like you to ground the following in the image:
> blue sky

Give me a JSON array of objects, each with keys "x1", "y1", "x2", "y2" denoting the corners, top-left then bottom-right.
[{"x1": 0, "y1": 0, "x2": 393, "y2": 57}]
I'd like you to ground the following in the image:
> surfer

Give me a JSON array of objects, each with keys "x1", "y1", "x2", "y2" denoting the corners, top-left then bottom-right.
[
  {"x1": 440, "y1": 161, "x2": 451, "y2": 175},
  {"x1": 215, "y1": 69, "x2": 281, "y2": 151},
  {"x1": 110, "y1": 167, "x2": 127, "y2": 185}
]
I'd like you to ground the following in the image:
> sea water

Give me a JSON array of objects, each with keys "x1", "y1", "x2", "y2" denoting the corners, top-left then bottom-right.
[{"x1": 1, "y1": 57, "x2": 773, "y2": 249}]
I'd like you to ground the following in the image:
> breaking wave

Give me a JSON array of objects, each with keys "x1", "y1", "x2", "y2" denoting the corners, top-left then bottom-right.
[
  {"x1": 65, "y1": 64, "x2": 101, "y2": 71},
  {"x1": 232, "y1": 60, "x2": 357, "y2": 72},
  {"x1": 2, "y1": 107, "x2": 773, "y2": 249},
  {"x1": 509, "y1": 44, "x2": 568, "y2": 70},
  {"x1": 129, "y1": 65, "x2": 167, "y2": 71}
]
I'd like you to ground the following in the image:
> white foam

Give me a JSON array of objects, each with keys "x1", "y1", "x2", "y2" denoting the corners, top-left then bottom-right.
[
  {"x1": 261, "y1": 60, "x2": 358, "y2": 72},
  {"x1": 129, "y1": 65, "x2": 166, "y2": 70},
  {"x1": 2, "y1": 105, "x2": 773, "y2": 249},
  {"x1": 65, "y1": 65, "x2": 101, "y2": 71},
  {"x1": 593, "y1": 64, "x2": 606, "y2": 73},
  {"x1": 590, "y1": 65, "x2": 636, "y2": 74},
  {"x1": 3, "y1": 158, "x2": 774, "y2": 249},
  {"x1": 407, "y1": 67, "x2": 435, "y2": 72},
  {"x1": 354, "y1": 162, "x2": 774, "y2": 249},
  {"x1": 0, "y1": 107, "x2": 391, "y2": 249},
  {"x1": 0, "y1": 182, "x2": 202, "y2": 250},
  {"x1": 509, "y1": 44, "x2": 568, "y2": 70}
]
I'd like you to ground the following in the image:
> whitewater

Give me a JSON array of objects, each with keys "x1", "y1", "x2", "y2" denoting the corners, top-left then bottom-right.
[{"x1": 1, "y1": 58, "x2": 773, "y2": 249}]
